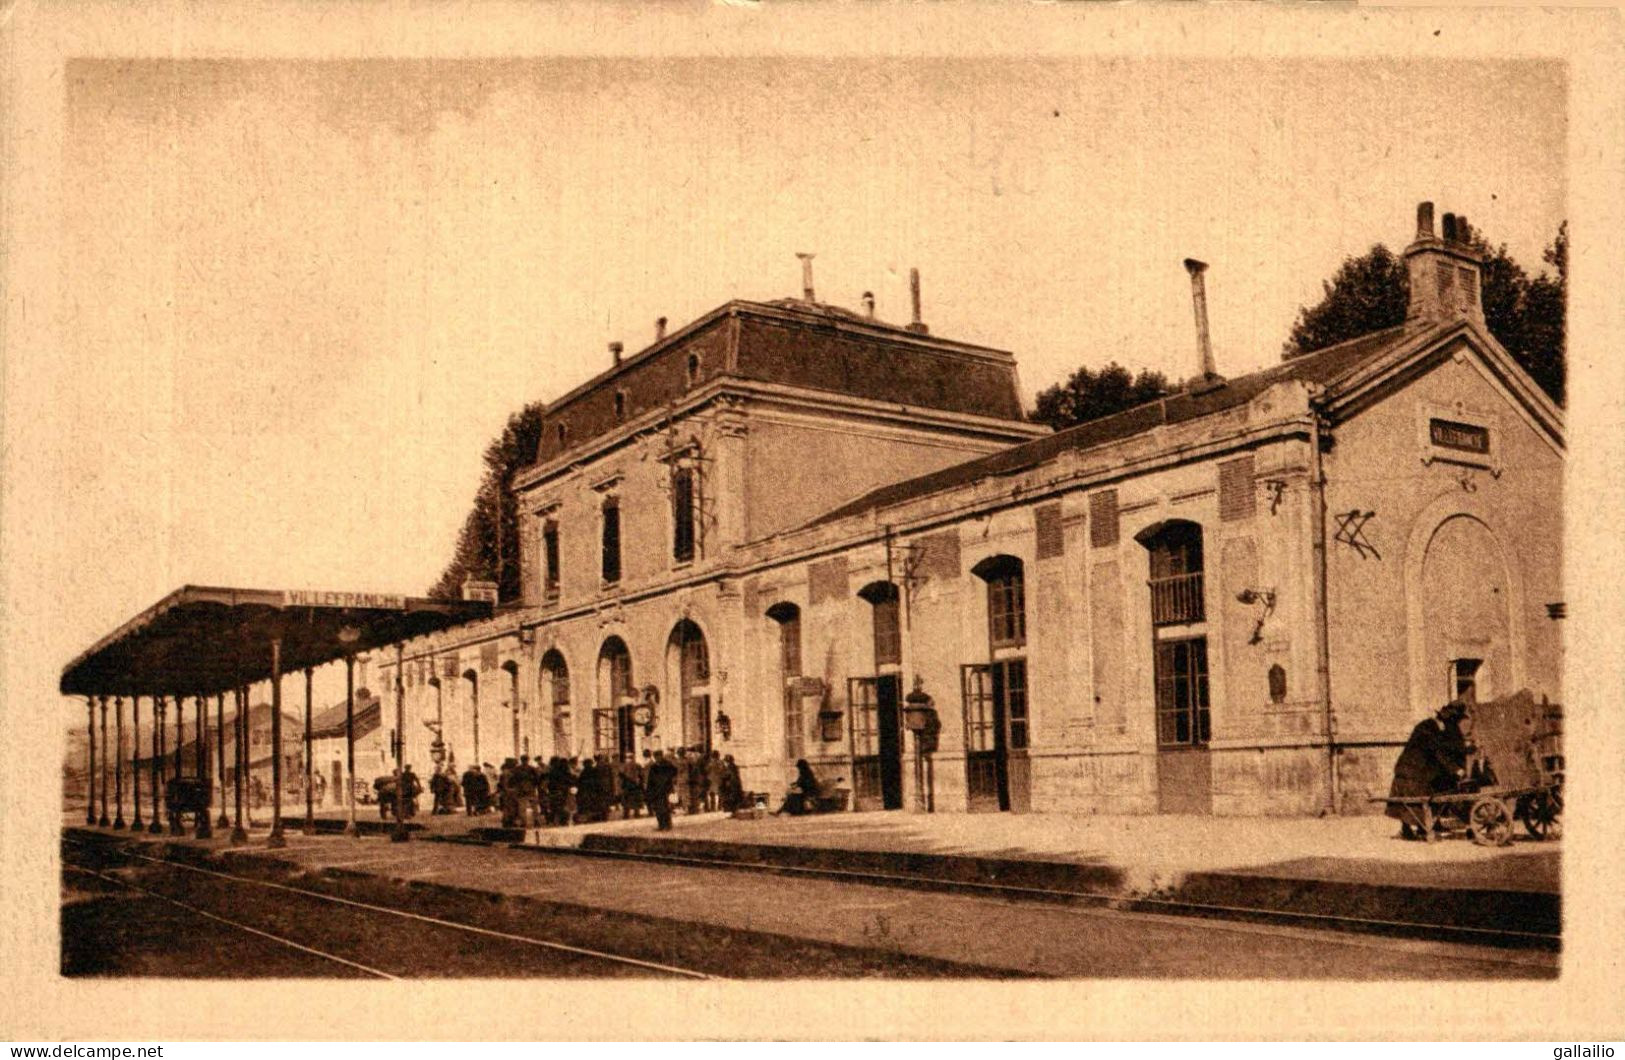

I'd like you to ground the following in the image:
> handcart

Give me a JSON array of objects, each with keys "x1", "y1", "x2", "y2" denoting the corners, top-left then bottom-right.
[{"x1": 1375, "y1": 689, "x2": 1562, "y2": 846}]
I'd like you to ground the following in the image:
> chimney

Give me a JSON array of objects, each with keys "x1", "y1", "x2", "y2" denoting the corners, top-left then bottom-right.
[
  {"x1": 796, "y1": 252, "x2": 816, "y2": 301},
  {"x1": 655, "y1": 316, "x2": 668, "y2": 342},
  {"x1": 906, "y1": 267, "x2": 929, "y2": 334},
  {"x1": 861, "y1": 291, "x2": 876, "y2": 319},
  {"x1": 1403, "y1": 200, "x2": 1484, "y2": 325},
  {"x1": 609, "y1": 341, "x2": 624, "y2": 366},
  {"x1": 1183, "y1": 258, "x2": 1219, "y2": 383}
]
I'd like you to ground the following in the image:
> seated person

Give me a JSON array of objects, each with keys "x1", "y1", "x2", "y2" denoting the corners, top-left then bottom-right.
[{"x1": 776, "y1": 759, "x2": 820, "y2": 816}]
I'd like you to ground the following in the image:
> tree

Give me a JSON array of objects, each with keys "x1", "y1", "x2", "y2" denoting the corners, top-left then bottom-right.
[
  {"x1": 1032, "y1": 362, "x2": 1172, "y2": 432},
  {"x1": 1284, "y1": 221, "x2": 1566, "y2": 405},
  {"x1": 429, "y1": 402, "x2": 547, "y2": 602}
]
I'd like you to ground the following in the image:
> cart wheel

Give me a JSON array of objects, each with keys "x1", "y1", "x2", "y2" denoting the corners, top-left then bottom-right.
[
  {"x1": 1468, "y1": 797, "x2": 1515, "y2": 847},
  {"x1": 1521, "y1": 789, "x2": 1562, "y2": 840}
]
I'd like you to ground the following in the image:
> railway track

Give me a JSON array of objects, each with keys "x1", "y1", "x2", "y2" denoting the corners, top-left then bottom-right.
[
  {"x1": 62, "y1": 836, "x2": 718, "y2": 980},
  {"x1": 505, "y1": 838, "x2": 1563, "y2": 953}
]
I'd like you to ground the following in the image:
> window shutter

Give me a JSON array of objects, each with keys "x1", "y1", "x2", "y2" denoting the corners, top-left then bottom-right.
[
  {"x1": 1089, "y1": 490, "x2": 1119, "y2": 548},
  {"x1": 1034, "y1": 502, "x2": 1064, "y2": 560},
  {"x1": 601, "y1": 499, "x2": 621, "y2": 583},
  {"x1": 1219, "y1": 456, "x2": 1256, "y2": 522}
]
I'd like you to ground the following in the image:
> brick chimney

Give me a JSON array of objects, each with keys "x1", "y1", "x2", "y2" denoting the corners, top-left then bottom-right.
[{"x1": 1403, "y1": 201, "x2": 1485, "y2": 325}]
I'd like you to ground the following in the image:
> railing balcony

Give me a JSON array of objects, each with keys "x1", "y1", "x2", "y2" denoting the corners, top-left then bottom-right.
[{"x1": 1149, "y1": 571, "x2": 1205, "y2": 626}]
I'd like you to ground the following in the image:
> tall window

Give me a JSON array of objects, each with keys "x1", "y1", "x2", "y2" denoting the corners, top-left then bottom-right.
[
  {"x1": 672, "y1": 467, "x2": 697, "y2": 563},
  {"x1": 972, "y1": 555, "x2": 1026, "y2": 649},
  {"x1": 859, "y1": 582, "x2": 901, "y2": 667},
  {"x1": 1155, "y1": 638, "x2": 1210, "y2": 747},
  {"x1": 541, "y1": 649, "x2": 570, "y2": 754},
  {"x1": 769, "y1": 603, "x2": 804, "y2": 760},
  {"x1": 542, "y1": 519, "x2": 560, "y2": 598},
  {"x1": 600, "y1": 496, "x2": 621, "y2": 584}
]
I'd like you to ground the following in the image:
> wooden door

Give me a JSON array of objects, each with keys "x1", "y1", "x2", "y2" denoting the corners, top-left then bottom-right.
[
  {"x1": 993, "y1": 659, "x2": 1031, "y2": 814},
  {"x1": 960, "y1": 665, "x2": 1002, "y2": 812}
]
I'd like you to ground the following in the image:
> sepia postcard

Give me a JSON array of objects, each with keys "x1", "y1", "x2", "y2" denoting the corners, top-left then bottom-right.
[{"x1": 2, "y1": 0, "x2": 1623, "y2": 1043}]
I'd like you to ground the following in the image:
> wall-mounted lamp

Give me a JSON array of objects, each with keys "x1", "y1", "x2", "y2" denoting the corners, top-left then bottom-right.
[
  {"x1": 715, "y1": 711, "x2": 732, "y2": 742},
  {"x1": 1235, "y1": 587, "x2": 1277, "y2": 645}
]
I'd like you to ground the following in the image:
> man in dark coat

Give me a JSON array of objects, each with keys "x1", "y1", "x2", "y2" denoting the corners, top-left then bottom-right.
[
  {"x1": 1387, "y1": 701, "x2": 1470, "y2": 839},
  {"x1": 461, "y1": 765, "x2": 484, "y2": 816},
  {"x1": 645, "y1": 750, "x2": 679, "y2": 832},
  {"x1": 721, "y1": 754, "x2": 744, "y2": 813},
  {"x1": 619, "y1": 752, "x2": 645, "y2": 819}
]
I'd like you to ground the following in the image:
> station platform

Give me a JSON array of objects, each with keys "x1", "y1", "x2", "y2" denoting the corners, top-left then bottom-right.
[{"x1": 64, "y1": 802, "x2": 1561, "y2": 941}]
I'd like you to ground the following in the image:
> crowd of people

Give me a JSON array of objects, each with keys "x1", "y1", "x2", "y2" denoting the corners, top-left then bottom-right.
[{"x1": 402, "y1": 747, "x2": 750, "y2": 832}]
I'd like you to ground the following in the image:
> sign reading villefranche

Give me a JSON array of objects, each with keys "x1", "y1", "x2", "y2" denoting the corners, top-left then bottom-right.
[
  {"x1": 1428, "y1": 418, "x2": 1490, "y2": 455},
  {"x1": 286, "y1": 589, "x2": 407, "y2": 610}
]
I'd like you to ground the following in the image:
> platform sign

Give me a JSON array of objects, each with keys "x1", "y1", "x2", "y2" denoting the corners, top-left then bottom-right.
[{"x1": 285, "y1": 589, "x2": 407, "y2": 610}]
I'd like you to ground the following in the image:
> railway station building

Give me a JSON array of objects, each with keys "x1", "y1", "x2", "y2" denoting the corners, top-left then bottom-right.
[
  {"x1": 373, "y1": 203, "x2": 1563, "y2": 817},
  {"x1": 67, "y1": 203, "x2": 1564, "y2": 822}
]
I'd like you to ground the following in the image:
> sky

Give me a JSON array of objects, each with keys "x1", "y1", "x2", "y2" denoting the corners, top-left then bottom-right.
[{"x1": 47, "y1": 55, "x2": 1565, "y2": 724}]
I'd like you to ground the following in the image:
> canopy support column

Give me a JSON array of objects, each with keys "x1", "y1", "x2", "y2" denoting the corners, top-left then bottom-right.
[
  {"x1": 392, "y1": 643, "x2": 410, "y2": 843},
  {"x1": 131, "y1": 695, "x2": 143, "y2": 830},
  {"x1": 230, "y1": 686, "x2": 247, "y2": 844},
  {"x1": 168, "y1": 694, "x2": 185, "y2": 835},
  {"x1": 149, "y1": 696, "x2": 165, "y2": 834},
  {"x1": 507, "y1": 661, "x2": 521, "y2": 760},
  {"x1": 303, "y1": 668, "x2": 315, "y2": 836},
  {"x1": 83, "y1": 697, "x2": 95, "y2": 826},
  {"x1": 216, "y1": 693, "x2": 229, "y2": 828},
  {"x1": 194, "y1": 695, "x2": 212, "y2": 839},
  {"x1": 268, "y1": 640, "x2": 286, "y2": 848},
  {"x1": 112, "y1": 696, "x2": 126, "y2": 829},
  {"x1": 97, "y1": 696, "x2": 109, "y2": 827},
  {"x1": 345, "y1": 654, "x2": 359, "y2": 838}
]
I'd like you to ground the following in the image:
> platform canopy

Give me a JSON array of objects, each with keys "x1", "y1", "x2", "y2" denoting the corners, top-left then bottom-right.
[{"x1": 60, "y1": 585, "x2": 491, "y2": 697}]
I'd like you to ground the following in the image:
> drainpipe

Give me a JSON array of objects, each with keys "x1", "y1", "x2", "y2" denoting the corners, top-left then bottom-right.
[{"x1": 1307, "y1": 391, "x2": 1339, "y2": 814}]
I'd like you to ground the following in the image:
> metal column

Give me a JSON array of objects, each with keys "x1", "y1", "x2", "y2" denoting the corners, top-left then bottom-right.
[
  {"x1": 391, "y1": 643, "x2": 409, "y2": 843},
  {"x1": 216, "y1": 692, "x2": 229, "y2": 828},
  {"x1": 84, "y1": 697, "x2": 96, "y2": 826},
  {"x1": 131, "y1": 695, "x2": 143, "y2": 830},
  {"x1": 268, "y1": 639, "x2": 286, "y2": 848},
  {"x1": 303, "y1": 668, "x2": 315, "y2": 835},
  {"x1": 112, "y1": 696, "x2": 126, "y2": 829},
  {"x1": 97, "y1": 696, "x2": 109, "y2": 826},
  {"x1": 344, "y1": 654, "x2": 359, "y2": 837},
  {"x1": 169, "y1": 693, "x2": 184, "y2": 835},
  {"x1": 149, "y1": 696, "x2": 165, "y2": 834},
  {"x1": 230, "y1": 686, "x2": 247, "y2": 844},
  {"x1": 194, "y1": 694, "x2": 212, "y2": 839}
]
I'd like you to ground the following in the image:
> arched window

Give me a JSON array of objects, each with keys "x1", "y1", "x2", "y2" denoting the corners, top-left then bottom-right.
[
  {"x1": 1137, "y1": 520, "x2": 1205, "y2": 626},
  {"x1": 595, "y1": 637, "x2": 635, "y2": 758},
  {"x1": 666, "y1": 620, "x2": 711, "y2": 752},
  {"x1": 768, "y1": 602, "x2": 804, "y2": 760},
  {"x1": 541, "y1": 649, "x2": 570, "y2": 754},
  {"x1": 971, "y1": 555, "x2": 1026, "y2": 649},
  {"x1": 857, "y1": 581, "x2": 901, "y2": 667},
  {"x1": 613, "y1": 390, "x2": 627, "y2": 421},
  {"x1": 686, "y1": 352, "x2": 702, "y2": 387}
]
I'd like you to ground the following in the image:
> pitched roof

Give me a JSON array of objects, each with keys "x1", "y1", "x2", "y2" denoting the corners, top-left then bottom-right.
[
  {"x1": 307, "y1": 691, "x2": 383, "y2": 741},
  {"x1": 800, "y1": 323, "x2": 1418, "y2": 530}
]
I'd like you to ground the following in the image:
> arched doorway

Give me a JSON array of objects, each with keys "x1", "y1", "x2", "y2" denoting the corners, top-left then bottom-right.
[
  {"x1": 963, "y1": 557, "x2": 1030, "y2": 813},
  {"x1": 595, "y1": 638, "x2": 636, "y2": 759},
  {"x1": 1418, "y1": 515, "x2": 1512, "y2": 705},
  {"x1": 665, "y1": 620, "x2": 711, "y2": 754},
  {"x1": 852, "y1": 581, "x2": 905, "y2": 811},
  {"x1": 540, "y1": 649, "x2": 570, "y2": 759},
  {"x1": 1136, "y1": 520, "x2": 1210, "y2": 815}
]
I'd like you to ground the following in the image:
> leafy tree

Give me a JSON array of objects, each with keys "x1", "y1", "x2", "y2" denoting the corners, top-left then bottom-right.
[
  {"x1": 429, "y1": 402, "x2": 546, "y2": 602},
  {"x1": 1284, "y1": 221, "x2": 1566, "y2": 405},
  {"x1": 1032, "y1": 362, "x2": 1172, "y2": 432}
]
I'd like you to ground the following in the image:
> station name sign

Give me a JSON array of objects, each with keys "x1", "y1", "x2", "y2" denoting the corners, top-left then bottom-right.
[
  {"x1": 1428, "y1": 418, "x2": 1490, "y2": 455},
  {"x1": 286, "y1": 590, "x2": 407, "y2": 610}
]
